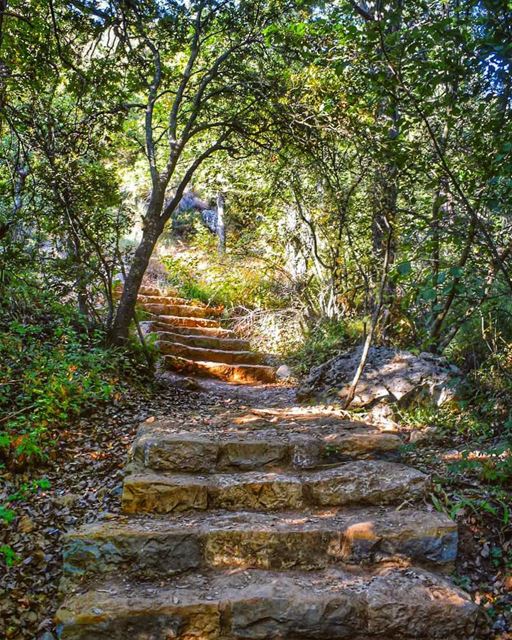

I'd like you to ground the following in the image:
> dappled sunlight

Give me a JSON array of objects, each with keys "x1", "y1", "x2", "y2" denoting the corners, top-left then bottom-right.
[
  {"x1": 3, "y1": 0, "x2": 508, "y2": 635},
  {"x1": 442, "y1": 449, "x2": 511, "y2": 462},
  {"x1": 343, "y1": 521, "x2": 378, "y2": 542}
]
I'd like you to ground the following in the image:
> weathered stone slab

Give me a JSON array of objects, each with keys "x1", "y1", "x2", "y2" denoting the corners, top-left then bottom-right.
[
  {"x1": 157, "y1": 340, "x2": 262, "y2": 365},
  {"x1": 141, "y1": 303, "x2": 219, "y2": 318},
  {"x1": 155, "y1": 330, "x2": 251, "y2": 352},
  {"x1": 121, "y1": 461, "x2": 428, "y2": 515},
  {"x1": 210, "y1": 473, "x2": 304, "y2": 510},
  {"x1": 137, "y1": 295, "x2": 191, "y2": 306},
  {"x1": 62, "y1": 522, "x2": 201, "y2": 583},
  {"x1": 163, "y1": 355, "x2": 277, "y2": 383},
  {"x1": 137, "y1": 285, "x2": 163, "y2": 297},
  {"x1": 153, "y1": 314, "x2": 220, "y2": 328},
  {"x1": 147, "y1": 321, "x2": 234, "y2": 337},
  {"x1": 62, "y1": 508, "x2": 457, "y2": 585},
  {"x1": 305, "y1": 460, "x2": 427, "y2": 507},
  {"x1": 218, "y1": 439, "x2": 289, "y2": 470},
  {"x1": 133, "y1": 433, "x2": 221, "y2": 473},
  {"x1": 56, "y1": 567, "x2": 478, "y2": 640},
  {"x1": 129, "y1": 421, "x2": 402, "y2": 473},
  {"x1": 122, "y1": 473, "x2": 208, "y2": 514}
]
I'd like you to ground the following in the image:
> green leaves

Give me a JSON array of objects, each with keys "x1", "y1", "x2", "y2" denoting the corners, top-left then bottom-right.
[
  {"x1": 0, "y1": 545, "x2": 19, "y2": 567},
  {"x1": 0, "y1": 289, "x2": 139, "y2": 470},
  {"x1": 449, "y1": 266, "x2": 464, "y2": 279},
  {"x1": 0, "y1": 506, "x2": 16, "y2": 524},
  {"x1": 420, "y1": 287, "x2": 437, "y2": 302},
  {"x1": 396, "y1": 261, "x2": 412, "y2": 276}
]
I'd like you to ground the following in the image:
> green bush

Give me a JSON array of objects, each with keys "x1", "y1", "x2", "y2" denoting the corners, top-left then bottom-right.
[
  {"x1": 0, "y1": 289, "x2": 146, "y2": 469},
  {"x1": 399, "y1": 357, "x2": 512, "y2": 517},
  {"x1": 161, "y1": 231, "x2": 289, "y2": 310},
  {"x1": 0, "y1": 285, "x2": 152, "y2": 566},
  {"x1": 287, "y1": 318, "x2": 365, "y2": 374}
]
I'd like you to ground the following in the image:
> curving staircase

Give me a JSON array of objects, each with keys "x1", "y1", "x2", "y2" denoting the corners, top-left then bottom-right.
[
  {"x1": 55, "y1": 404, "x2": 479, "y2": 639},
  {"x1": 137, "y1": 286, "x2": 276, "y2": 384}
]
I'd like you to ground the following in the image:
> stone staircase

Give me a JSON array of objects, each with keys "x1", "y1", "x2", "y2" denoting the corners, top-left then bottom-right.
[
  {"x1": 56, "y1": 406, "x2": 479, "y2": 639},
  {"x1": 137, "y1": 286, "x2": 276, "y2": 384}
]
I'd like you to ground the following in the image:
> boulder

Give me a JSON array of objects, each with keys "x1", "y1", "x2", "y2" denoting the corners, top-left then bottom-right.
[
  {"x1": 297, "y1": 346, "x2": 460, "y2": 409},
  {"x1": 276, "y1": 364, "x2": 293, "y2": 380}
]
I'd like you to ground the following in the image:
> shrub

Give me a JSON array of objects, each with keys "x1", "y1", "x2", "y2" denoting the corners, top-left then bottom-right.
[
  {"x1": 0, "y1": 288, "x2": 148, "y2": 470},
  {"x1": 160, "y1": 230, "x2": 290, "y2": 310},
  {"x1": 286, "y1": 318, "x2": 365, "y2": 374}
]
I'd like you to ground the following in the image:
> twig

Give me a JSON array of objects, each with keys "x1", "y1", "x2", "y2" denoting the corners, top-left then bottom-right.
[
  {"x1": 343, "y1": 216, "x2": 392, "y2": 409},
  {"x1": 0, "y1": 404, "x2": 36, "y2": 425}
]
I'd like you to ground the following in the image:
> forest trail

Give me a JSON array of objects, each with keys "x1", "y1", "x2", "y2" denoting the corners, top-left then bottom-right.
[{"x1": 54, "y1": 369, "x2": 482, "y2": 639}]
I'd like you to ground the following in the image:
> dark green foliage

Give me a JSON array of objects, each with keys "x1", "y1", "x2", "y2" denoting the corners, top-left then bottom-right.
[
  {"x1": 0, "y1": 283, "x2": 150, "y2": 470},
  {"x1": 287, "y1": 319, "x2": 365, "y2": 374}
]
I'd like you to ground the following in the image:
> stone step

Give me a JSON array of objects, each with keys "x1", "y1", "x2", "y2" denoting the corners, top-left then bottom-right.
[
  {"x1": 121, "y1": 461, "x2": 428, "y2": 514},
  {"x1": 141, "y1": 303, "x2": 222, "y2": 318},
  {"x1": 140, "y1": 410, "x2": 400, "y2": 433},
  {"x1": 154, "y1": 330, "x2": 251, "y2": 352},
  {"x1": 56, "y1": 567, "x2": 478, "y2": 640},
  {"x1": 157, "y1": 340, "x2": 262, "y2": 365},
  {"x1": 147, "y1": 321, "x2": 234, "y2": 337},
  {"x1": 150, "y1": 315, "x2": 221, "y2": 329},
  {"x1": 139, "y1": 285, "x2": 177, "y2": 297},
  {"x1": 62, "y1": 507, "x2": 458, "y2": 584},
  {"x1": 163, "y1": 355, "x2": 276, "y2": 383},
  {"x1": 129, "y1": 421, "x2": 402, "y2": 473},
  {"x1": 217, "y1": 407, "x2": 401, "y2": 432},
  {"x1": 137, "y1": 295, "x2": 201, "y2": 306}
]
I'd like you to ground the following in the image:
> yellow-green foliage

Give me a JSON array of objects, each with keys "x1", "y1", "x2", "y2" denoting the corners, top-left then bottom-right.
[
  {"x1": 0, "y1": 288, "x2": 148, "y2": 469},
  {"x1": 160, "y1": 230, "x2": 289, "y2": 310},
  {"x1": 287, "y1": 318, "x2": 366, "y2": 373}
]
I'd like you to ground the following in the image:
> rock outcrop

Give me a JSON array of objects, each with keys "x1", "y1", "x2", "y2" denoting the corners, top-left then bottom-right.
[{"x1": 297, "y1": 346, "x2": 461, "y2": 408}]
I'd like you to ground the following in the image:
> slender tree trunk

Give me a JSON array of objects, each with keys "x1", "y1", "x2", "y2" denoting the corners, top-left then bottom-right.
[
  {"x1": 65, "y1": 222, "x2": 88, "y2": 318},
  {"x1": 430, "y1": 109, "x2": 451, "y2": 311},
  {"x1": 216, "y1": 192, "x2": 226, "y2": 255},
  {"x1": 344, "y1": 216, "x2": 392, "y2": 409},
  {"x1": 371, "y1": 157, "x2": 398, "y2": 338},
  {"x1": 428, "y1": 219, "x2": 477, "y2": 350},
  {"x1": 370, "y1": 1, "x2": 402, "y2": 335},
  {"x1": 109, "y1": 196, "x2": 164, "y2": 344},
  {"x1": 372, "y1": 162, "x2": 398, "y2": 276}
]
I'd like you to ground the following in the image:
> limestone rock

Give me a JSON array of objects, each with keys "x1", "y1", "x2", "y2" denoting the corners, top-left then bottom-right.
[
  {"x1": 56, "y1": 568, "x2": 479, "y2": 640},
  {"x1": 297, "y1": 346, "x2": 461, "y2": 410},
  {"x1": 62, "y1": 507, "x2": 457, "y2": 584},
  {"x1": 121, "y1": 461, "x2": 428, "y2": 515},
  {"x1": 163, "y1": 355, "x2": 276, "y2": 384},
  {"x1": 276, "y1": 364, "x2": 293, "y2": 380},
  {"x1": 128, "y1": 421, "x2": 402, "y2": 474}
]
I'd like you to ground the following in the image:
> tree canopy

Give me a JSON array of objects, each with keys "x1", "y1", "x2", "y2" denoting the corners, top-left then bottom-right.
[{"x1": 1, "y1": 0, "x2": 511, "y2": 351}]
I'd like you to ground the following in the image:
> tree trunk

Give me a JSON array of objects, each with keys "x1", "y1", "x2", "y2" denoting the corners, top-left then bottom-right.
[
  {"x1": 370, "y1": 1, "x2": 402, "y2": 335},
  {"x1": 371, "y1": 160, "x2": 398, "y2": 330},
  {"x1": 66, "y1": 236, "x2": 89, "y2": 318},
  {"x1": 216, "y1": 192, "x2": 226, "y2": 255},
  {"x1": 428, "y1": 219, "x2": 477, "y2": 350},
  {"x1": 344, "y1": 216, "x2": 392, "y2": 409},
  {"x1": 109, "y1": 196, "x2": 164, "y2": 344},
  {"x1": 430, "y1": 102, "x2": 451, "y2": 308}
]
